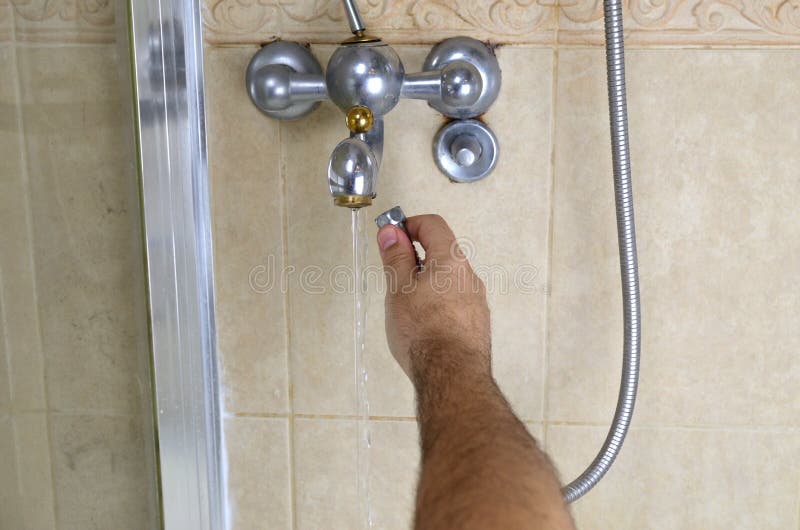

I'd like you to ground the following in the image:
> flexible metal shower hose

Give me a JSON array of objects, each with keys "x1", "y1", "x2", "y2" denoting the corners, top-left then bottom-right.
[{"x1": 560, "y1": 0, "x2": 642, "y2": 503}]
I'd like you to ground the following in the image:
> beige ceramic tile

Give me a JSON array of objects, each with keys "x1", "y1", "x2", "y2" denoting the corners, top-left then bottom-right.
[
  {"x1": 371, "y1": 46, "x2": 553, "y2": 421},
  {"x1": 0, "y1": 45, "x2": 47, "y2": 413},
  {"x1": 557, "y1": 0, "x2": 800, "y2": 46},
  {"x1": 291, "y1": 419, "x2": 547, "y2": 530},
  {"x1": 12, "y1": 0, "x2": 115, "y2": 44},
  {"x1": 294, "y1": 418, "x2": 359, "y2": 530},
  {"x1": 284, "y1": 45, "x2": 364, "y2": 416},
  {"x1": 15, "y1": 45, "x2": 145, "y2": 413},
  {"x1": 526, "y1": 421, "x2": 545, "y2": 447},
  {"x1": 363, "y1": 283, "x2": 415, "y2": 418},
  {"x1": 0, "y1": 2, "x2": 11, "y2": 43},
  {"x1": 225, "y1": 416, "x2": 291, "y2": 530},
  {"x1": 549, "y1": 425, "x2": 800, "y2": 529},
  {"x1": 50, "y1": 413, "x2": 155, "y2": 530},
  {"x1": 12, "y1": 412, "x2": 57, "y2": 529},
  {"x1": 205, "y1": 45, "x2": 289, "y2": 415},
  {"x1": 286, "y1": 46, "x2": 552, "y2": 419},
  {"x1": 368, "y1": 420, "x2": 419, "y2": 529},
  {"x1": 548, "y1": 49, "x2": 800, "y2": 427},
  {"x1": 202, "y1": 0, "x2": 555, "y2": 45}
]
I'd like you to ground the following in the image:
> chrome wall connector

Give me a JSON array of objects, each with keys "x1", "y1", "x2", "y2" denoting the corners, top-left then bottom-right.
[
  {"x1": 433, "y1": 119, "x2": 498, "y2": 183},
  {"x1": 245, "y1": 0, "x2": 502, "y2": 208}
]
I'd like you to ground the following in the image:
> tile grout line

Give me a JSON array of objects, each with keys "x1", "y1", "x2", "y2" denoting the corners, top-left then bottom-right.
[
  {"x1": 9, "y1": 13, "x2": 60, "y2": 527},
  {"x1": 11, "y1": 41, "x2": 118, "y2": 48},
  {"x1": 221, "y1": 412, "x2": 800, "y2": 434},
  {"x1": 541, "y1": 2, "x2": 560, "y2": 455},
  {"x1": 204, "y1": 38, "x2": 800, "y2": 50},
  {"x1": 221, "y1": 410, "x2": 800, "y2": 431},
  {"x1": 545, "y1": 422, "x2": 800, "y2": 433},
  {"x1": 277, "y1": 120, "x2": 299, "y2": 530},
  {"x1": 0, "y1": 265, "x2": 12, "y2": 407},
  {"x1": 45, "y1": 409, "x2": 142, "y2": 417},
  {"x1": 227, "y1": 412, "x2": 419, "y2": 422},
  {"x1": 795, "y1": 459, "x2": 800, "y2": 530},
  {"x1": 550, "y1": 40, "x2": 800, "y2": 49}
]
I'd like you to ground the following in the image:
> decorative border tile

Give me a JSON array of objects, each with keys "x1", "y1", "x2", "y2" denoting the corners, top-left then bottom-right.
[
  {"x1": 201, "y1": 0, "x2": 556, "y2": 45},
  {"x1": 11, "y1": 0, "x2": 115, "y2": 43},
  {"x1": 201, "y1": 0, "x2": 800, "y2": 46},
  {"x1": 558, "y1": 0, "x2": 800, "y2": 46}
]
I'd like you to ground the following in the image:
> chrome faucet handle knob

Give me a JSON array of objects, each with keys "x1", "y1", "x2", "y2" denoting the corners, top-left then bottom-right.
[
  {"x1": 441, "y1": 62, "x2": 483, "y2": 107},
  {"x1": 246, "y1": 42, "x2": 328, "y2": 121},
  {"x1": 402, "y1": 37, "x2": 501, "y2": 119},
  {"x1": 401, "y1": 61, "x2": 482, "y2": 109}
]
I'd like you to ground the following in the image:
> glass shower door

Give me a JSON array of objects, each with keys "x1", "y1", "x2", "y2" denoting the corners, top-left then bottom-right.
[{"x1": 0, "y1": 3, "x2": 160, "y2": 528}]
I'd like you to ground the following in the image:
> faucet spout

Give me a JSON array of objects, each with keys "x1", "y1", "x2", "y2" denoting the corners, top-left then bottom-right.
[{"x1": 328, "y1": 118, "x2": 384, "y2": 208}]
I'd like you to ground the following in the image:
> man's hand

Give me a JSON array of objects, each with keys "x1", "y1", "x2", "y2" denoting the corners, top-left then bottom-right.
[
  {"x1": 376, "y1": 214, "x2": 491, "y2": 386},
  {"x1": 376, "y1": 213, "x2": 575, "y2": 530}
]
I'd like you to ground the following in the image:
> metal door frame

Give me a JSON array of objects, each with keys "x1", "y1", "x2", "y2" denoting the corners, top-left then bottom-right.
[{"x1": 125, "y1": 1, "x2": 224, "y2": 528}]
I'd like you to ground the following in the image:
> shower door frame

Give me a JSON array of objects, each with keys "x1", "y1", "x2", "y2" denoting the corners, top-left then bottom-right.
[{"x1": 126, "y1": 0, "x2": 224, "y2": 529}]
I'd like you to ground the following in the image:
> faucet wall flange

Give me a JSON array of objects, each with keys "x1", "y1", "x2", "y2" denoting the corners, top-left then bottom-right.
[{"x1": 433, "y1": 119, "x2": 499, "y2": 183}]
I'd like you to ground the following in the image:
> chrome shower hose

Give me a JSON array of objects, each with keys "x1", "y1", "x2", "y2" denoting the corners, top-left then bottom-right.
[{"x1": 560, "y1": 0, "x2": 642, "y2": 503}]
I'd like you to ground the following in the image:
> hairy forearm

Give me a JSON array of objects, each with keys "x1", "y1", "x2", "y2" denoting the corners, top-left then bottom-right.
[{"x1": 412, "y1": 345, "x2": 574, "y2": 530}]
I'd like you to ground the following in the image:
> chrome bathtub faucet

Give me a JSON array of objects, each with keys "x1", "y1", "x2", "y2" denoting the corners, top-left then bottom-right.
[{"x1": 245, "y1": 0, "x2": 502, "y2": 208}]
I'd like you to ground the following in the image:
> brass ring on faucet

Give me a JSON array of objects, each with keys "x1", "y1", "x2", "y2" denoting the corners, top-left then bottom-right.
[{"x1": 334, "y1": 194, "x2": 373, "y2": 208}]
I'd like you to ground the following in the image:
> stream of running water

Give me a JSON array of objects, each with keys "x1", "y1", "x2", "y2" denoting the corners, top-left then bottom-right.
[{"x1": 351, "y1": 207, "x2": 373, "y2": 528}]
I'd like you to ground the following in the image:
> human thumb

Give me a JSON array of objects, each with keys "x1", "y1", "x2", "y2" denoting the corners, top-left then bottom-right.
[{"x1": 377, "y1": 225, "x2": 416, "y2": 293}]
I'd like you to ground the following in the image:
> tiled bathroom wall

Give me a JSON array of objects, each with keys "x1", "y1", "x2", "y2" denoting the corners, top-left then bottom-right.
[
  {"x1": 203, "y1": 1, "x2": 800, "y2": 529},
  {"x1": 0, "y1": 2, "x2": 158, "y2": 529}
]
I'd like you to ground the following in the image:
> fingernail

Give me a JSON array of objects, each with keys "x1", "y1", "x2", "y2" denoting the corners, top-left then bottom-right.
[{"x1": 377, "y1": 227, "x2": 398, "y2": 251}]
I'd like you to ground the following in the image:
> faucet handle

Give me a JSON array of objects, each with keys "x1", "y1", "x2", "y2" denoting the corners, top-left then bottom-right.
[
  {"x1": 246, "y1": 42, "x2": 328, "y2": 120},
  {"x1": 401, "y1": 61, "x2": 483, "y2": 110},
  {"x1": 402, "y1": 37, "x2": 501, "y2": 119}
]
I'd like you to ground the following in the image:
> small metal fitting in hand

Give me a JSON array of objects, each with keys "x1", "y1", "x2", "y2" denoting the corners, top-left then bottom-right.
[
  {"x1": 375, "y1": 206, "x2": 422, "y2": 269},
  {"x1": 375, "y1": 206, "x2": 407, "y2": 231}
]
